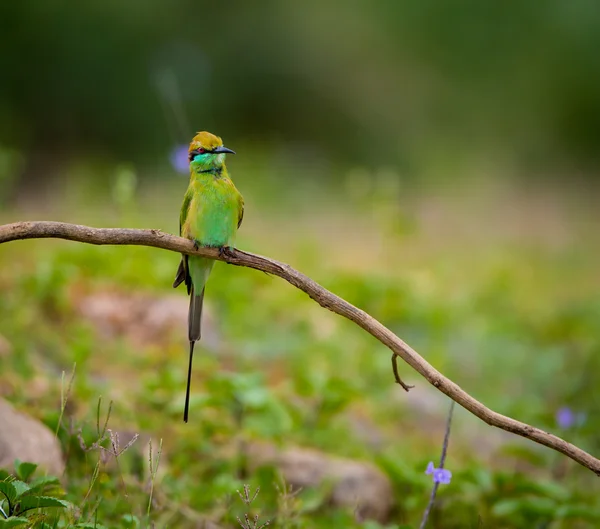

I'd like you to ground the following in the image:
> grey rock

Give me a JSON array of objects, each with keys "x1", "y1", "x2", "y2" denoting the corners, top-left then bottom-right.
[
  {"x1": 0, "y1": 398, "x2": 64, "y2": 476},
  {"x1": 247, "y1": 443, "x2": 393, "y2": 523},
  {"x1": 75, "y1": 290, "x2": 220, "y2": 351}
]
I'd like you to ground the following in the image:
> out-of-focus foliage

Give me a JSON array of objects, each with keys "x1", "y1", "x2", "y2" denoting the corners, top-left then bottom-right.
[
  {"x1": 0, "y1": 461, "x2": 72, "y2": 526},
  {"x1": 0, "y1": 169, "x2": 599, "y2": 527},
  {"x1": 2, "y1": 0, "x2": 600, "y2": 172},
  {"x1": 1, "y1": 2, "x2": 600, "y2": 527}
]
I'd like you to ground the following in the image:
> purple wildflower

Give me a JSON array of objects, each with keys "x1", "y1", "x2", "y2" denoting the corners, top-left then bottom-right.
[
  {"x1": 556, "y1": 407, "x2": 586, "y2": 429},
  {"x1": 556, "y1": 407, "x2": 575, "y2": 429},
  {"x1": 425, "y1": 461, "x2": 452, "y2": 485},
  {"x1": 170, "y1": 144, "x2": 189, "y2": 174}
]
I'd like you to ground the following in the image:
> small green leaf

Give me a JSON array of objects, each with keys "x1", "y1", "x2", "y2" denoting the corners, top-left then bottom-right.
[
  {"x1": 120, "y1": 514, "x2": 140, "y2": 528},
  {"x1": 492, "y1": 496, "x2": 556, "y2": 517},
  {"x1": 0, "y1": 517, "x2": 30, "y2": 528},
  {"x1": 0, "y1": 482, "x2": 17, "y2": 505},
  {"x1": 237, "y1": 385, "x2": 270, "y2": 407},
  {"x1": 492, "y1": 499, "x2": 521, "y2": 517},
  {"x1": 556, "y1": 504, "x2": 600, "y2": 519},
  {"x1": 74, "y1": 523, "x2": 109, "y2": 529},
  {"x1": 38, "y1": 522, "x2": 63, "y2": 529},
  {"x1": 469, "y1": 467, "x2": 494, "y2": 492},
  {"x1": 27, "y1": 476, "x2": 61, "y2": 495},
  {"x1": 9, "y1": 482, "x2": 29, "y2": 501},
  {"x1": 13, "y1": 461, "x2": 37, "y2": 482},
  {"x1": 530, "y1": 479, "x2": 570, "y2": 501},
  {"x1": 16, "y1": 495, "x2": 70, "y2": 514},
  {"x1": 298, "y1": 484, "x2": 332, "y2": 514}
]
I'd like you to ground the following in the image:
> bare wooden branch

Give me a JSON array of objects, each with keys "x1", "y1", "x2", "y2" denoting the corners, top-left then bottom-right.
[{"x1": 1, "y1": 220, "x2": 598, "y2": 476}]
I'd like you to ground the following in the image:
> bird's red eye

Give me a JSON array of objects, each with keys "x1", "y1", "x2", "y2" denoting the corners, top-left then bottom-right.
[{"x1": 197, "y1": 148, "x2": 205, "y2": 154}]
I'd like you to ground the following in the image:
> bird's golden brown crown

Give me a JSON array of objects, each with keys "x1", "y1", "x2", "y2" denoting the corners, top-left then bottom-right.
[{"x1": 188, "y1": 131, "x2": 223, "y2": 153}]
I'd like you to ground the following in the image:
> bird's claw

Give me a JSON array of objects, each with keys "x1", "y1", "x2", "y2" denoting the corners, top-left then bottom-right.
[
  {"x1": 192, "y1": 240, "x2": 200, "y2": 250},
  {"x1": 219, "y1": 246, "x2": 236, "y2": 260}
]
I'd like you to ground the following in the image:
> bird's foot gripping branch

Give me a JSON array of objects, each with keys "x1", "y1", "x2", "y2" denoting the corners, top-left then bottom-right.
[{"x1": 0, "y1": 220, "x2": 599, "y2": 476}]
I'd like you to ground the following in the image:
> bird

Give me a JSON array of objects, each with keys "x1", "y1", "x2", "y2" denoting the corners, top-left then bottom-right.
[{"x1": 173, "y1": 131, "x2": 244, "y2": 422}]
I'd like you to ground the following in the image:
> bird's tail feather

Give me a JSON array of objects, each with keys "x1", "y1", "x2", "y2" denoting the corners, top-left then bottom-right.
[
  {"x1": 184, "y1": 340, "x2": 195, "y2": 423},
  {"x1": 184, "y1": 286, "x2": 204, "y2": 423},
  {"x1": 188, "y1": 286, "x2": 204, "y2": 341}
]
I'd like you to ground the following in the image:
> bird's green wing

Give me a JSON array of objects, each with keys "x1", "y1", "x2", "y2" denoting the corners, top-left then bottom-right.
[
  {"x1": 173, "y1": 188, "x2": 194, "y2": 292},
  {"x1": 179, "y1": 187, "x2": 194, "y2": 236},
  {"x1": 237, "y1": 195, "x2": 244, "y2": 229}
]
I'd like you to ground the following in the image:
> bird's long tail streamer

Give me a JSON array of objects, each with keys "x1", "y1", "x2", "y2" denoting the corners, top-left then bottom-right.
[
  {"x1": 184, "y1": 287, "x2": 204, "y2": 422},
  {"x1": 184, "y1": 340, "x2": 195, "y2": 423}
]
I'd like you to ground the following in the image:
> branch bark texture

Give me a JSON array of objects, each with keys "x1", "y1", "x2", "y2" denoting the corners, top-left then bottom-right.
[{"x1": 1, "y1": 221, "x2": 599, "y2": 476}]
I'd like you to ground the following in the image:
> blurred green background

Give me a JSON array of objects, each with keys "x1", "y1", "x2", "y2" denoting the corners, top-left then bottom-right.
[
  {"x1": 0, "y1": 2, "x2": 599, "y2": 528},
  {"x1": 3, "y1": 0, "x2": 600, "y2": 173}
]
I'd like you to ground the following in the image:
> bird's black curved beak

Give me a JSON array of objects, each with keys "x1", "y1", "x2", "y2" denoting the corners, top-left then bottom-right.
[{"x1": 213, "y1": 146, "x2": 236, "y2": 155}]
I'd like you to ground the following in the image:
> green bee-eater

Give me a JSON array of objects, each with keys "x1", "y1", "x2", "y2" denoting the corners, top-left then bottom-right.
[{"x1": 173, "y1": 131, "x2": 244, "y2": 422}]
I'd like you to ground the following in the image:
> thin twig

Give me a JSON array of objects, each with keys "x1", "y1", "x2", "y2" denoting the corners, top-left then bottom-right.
[
  {"x1": 419, "y1": 401, "x2": 455, "y2": 529},
  {"x1": 439, "y1": 401, "x2": 455, "y2": 469},
  {"x1": 1, "y1": 221, "x2": 599, "y2": 476},
  {"x1": 392, "y1": 353, "x2": 415, "y2": 391}
]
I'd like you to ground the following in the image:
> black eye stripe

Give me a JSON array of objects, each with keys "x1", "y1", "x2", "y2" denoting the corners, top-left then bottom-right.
[{"x1": 190, "y1": 148, "x2": 216, "y2": 159}]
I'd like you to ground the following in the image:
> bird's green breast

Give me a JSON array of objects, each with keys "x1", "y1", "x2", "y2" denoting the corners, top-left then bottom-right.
[{"x1": 181, "y1": 173, "x2": 241, "y2": 247}]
